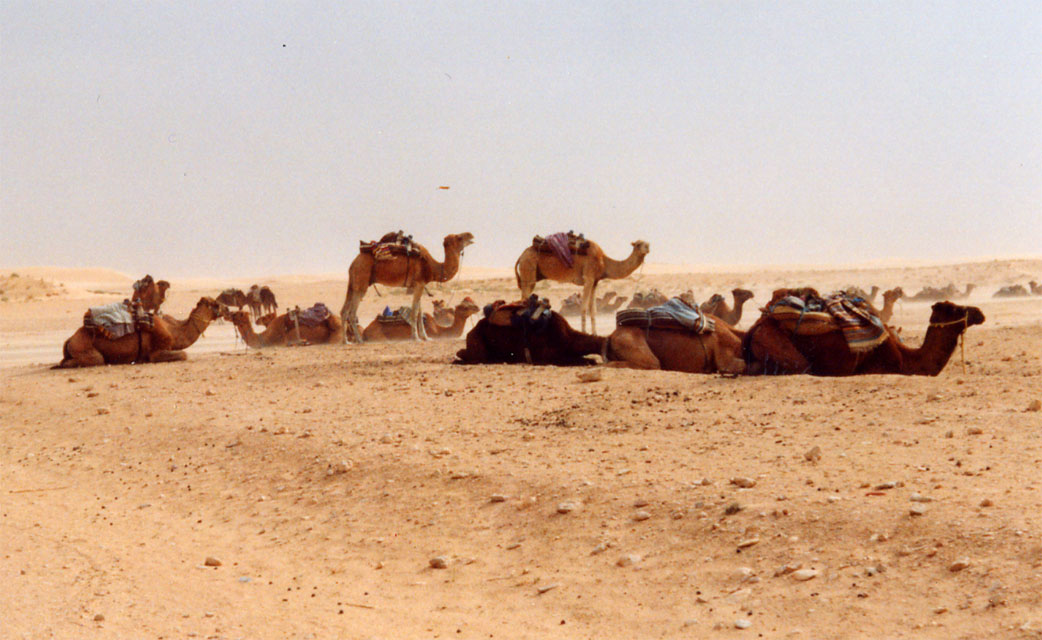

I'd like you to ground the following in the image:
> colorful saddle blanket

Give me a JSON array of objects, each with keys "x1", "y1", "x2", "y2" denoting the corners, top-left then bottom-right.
[
  {"x1": 532, "y1": 231, "x2": 589, "y2": 268},
  {"x1": 360, "y1": 230, "x2": 421, "y2": 261},
  {"x1": 767, "y1": 292, "x2": 887, "y2": 352},
  {"x1": 83, "y1": 301, "x2": 148, "y2": 339},
  {"x1": 616, "y1": 297, "x2": 715, "y2": 333},
  {"x1": 484, "y1": 296, "x2": 553, "y2": 333},
  {"x1": 292, "y1": 303, "x2": 332, "y2": 328}
]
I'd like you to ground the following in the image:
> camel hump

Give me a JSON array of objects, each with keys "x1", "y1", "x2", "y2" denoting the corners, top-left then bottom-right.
[
  {"x1": 531, "y1": 232, "x2": 590, "y2": 266},
  {"x1": 617, "y1": 297, "x2": 715, "y2": 334}
]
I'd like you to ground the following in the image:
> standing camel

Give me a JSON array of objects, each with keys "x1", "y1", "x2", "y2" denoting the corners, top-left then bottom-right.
[
  {"x1": 515, "y1": 238, "x2": 650, "y2": 335},
  {"x1": 259, "y1": 286, "x2": 278, "y2": 314},
  {"x1": 341, "y1": 232, "x2": 475, "y2": 342},
  {"x1": 216, "y1": 288, "x2": 247, "y2": 310},
  {"x1": 131, "y1": 275, "x2": 170, "y2": 312},
  {"x1": 700, "y1": 288, "x2": 755, "y2": 327},
  {"x1": 246, "y1": 285, "x2": 263, "y2": 319}
]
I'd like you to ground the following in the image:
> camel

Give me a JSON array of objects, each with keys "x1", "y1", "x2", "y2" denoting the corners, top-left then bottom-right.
[
  {"x1": 246, "y1": 285, "x2": 263, "y2": 319},
  {"x1": 226, "y1": 307, "x2": 343, "y2": 347},
  {"x1": 700, "y1": 288, "x2": 755, "y2": 326},
  {"x1": 216, "y1": 288, "x2": 247, "y2": 310},
  {"x1": 455, "y1": 299, "x2": 606, "y2": 366},
  {"x1": 259, "y1": 286, "x2": 278, "y2": 314},
  {"x1": 627, "y1": 289, "x2": 668, "y2": 309},
  {"x1": 743, "y1": 301, "x2": 985, "y2": 376},
  {"x1": 515, "y1": 237, "x2": 650, "y2": 335},
  {"x1": 131, "y1": 275, "x2": 170, "y2": 312},
  {"x1": 362, "y1": 298, "x2": 480, "y2": 342},
  {"x1": 992, "y1": 284, "x2": 1031, "y2": 298},
  {"x1": 559, "y1": 293, "x2": 583, "y2": 317},
  {"x1": 596, "y1": 291, "x2": 629, "y2": 314},
  {"x1": 341, "y1": 232, "x2": 475, "y2": 342},
  {"x1": 1031, "y1": 281, "x2": 1042, "y2": 296},
  {"x1": 878, "y1": 287, "x2": 904, "y2": 324},
  {"x1": 431, "y1": 299, "x2": 455, "y2": 327},
  {"x1": 606, "y1": 319, "x2": 746, "y2": 373},
  {"x1": 54, "y1": 297, "x2": 221, "y2": 368},
  {"x1": 159, "y1": 297, "x2": 226, "y2": 350},
  {"x1": 908, "y1": 283, "x2": 975, "y2": 302}
]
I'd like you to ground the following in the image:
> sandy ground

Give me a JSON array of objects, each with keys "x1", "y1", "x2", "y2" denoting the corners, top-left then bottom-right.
[{"x1": 2, "y1": 259, "x2": 1041, "y2": 639}]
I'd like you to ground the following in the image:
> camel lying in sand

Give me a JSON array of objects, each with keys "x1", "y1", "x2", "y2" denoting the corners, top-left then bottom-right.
[
  {"x1": 363, "y1": 299, "x2": 480, "y2": 342},
  {"x1": 455, "y1": 299, "x2": 606, "y2": 365},
  {"x1": 227, "y1": 308, "x2": 343, "y2": 347},
  {"x1": 743, "y1": 301, "x2": 984, "y2": 376},
  {"x1": 700, "y1": 288, "x2": 754, "y2": 326},
  {"x1": 56, "y1": 297, "x2": 222, "y2": 368},
  {"x1": 606, "y1": 319, "x2": 746, "y2": 373}
]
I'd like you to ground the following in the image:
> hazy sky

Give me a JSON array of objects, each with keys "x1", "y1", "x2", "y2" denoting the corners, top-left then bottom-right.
[{"x1": 2, "y1": 2, "x2": 1040, "y2": 277}]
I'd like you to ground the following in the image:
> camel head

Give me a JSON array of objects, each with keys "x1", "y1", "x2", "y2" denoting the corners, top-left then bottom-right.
[
  {"x1": 226, "y1": 309, "x2": 251, "y2": 325},
  {"x1": 929, "y1": 302, "x2": 985, "y2": 329},
  {"x1": 883, "y1": 287, "x2": 904, "y2": 303},
  {"x1": 631, "y1": 240, "x2": 650, "y2": 259},
  {"x1": 132, "y1": 275, "x2": 170, "y2": 312},
  {"x1": 732, "y1": 288, "x2": 755, "y2": 304},
  {"x1": 456, "y1": 297, "x2": 481, "y2": 317},
  {"x1": 679, "y1": 290, "x2": 696, "y2": 307},
  {"x1": 445, "y1": 233, "x2": 475, "y2": 253},
  {"x1": 194, "y1": 296, "x2": 225, "y2": 321}
]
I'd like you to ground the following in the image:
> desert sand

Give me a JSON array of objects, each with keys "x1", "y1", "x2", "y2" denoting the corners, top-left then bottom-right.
[{"x1": 2, "y1": 259, "x2": 1041, "y2": 639}]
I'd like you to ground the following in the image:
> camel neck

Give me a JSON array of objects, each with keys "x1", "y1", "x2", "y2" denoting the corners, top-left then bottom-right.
[
  {"x1": 900, "y1": 318, "x2": 966, "y2": 375},
  {"x1": 602, "y1": 249, "x2": 645, "y2": 280}
]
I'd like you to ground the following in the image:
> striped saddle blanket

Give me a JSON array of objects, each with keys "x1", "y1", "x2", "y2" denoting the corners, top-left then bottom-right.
[
  {"x1": 83, "y1": 301, "x2": 148, "y2": 339},
  {"x1": 616, "y1": 297, "x2": 715, "y2": 334},
  {"x1": 767, "y1": 292, "x2": 887, "y2": 352},
  {"x1": 360, "y1": 231, "x2": 421, "y2": 261}
]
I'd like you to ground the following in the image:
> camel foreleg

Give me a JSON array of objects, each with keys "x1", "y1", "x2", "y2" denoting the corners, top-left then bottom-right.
[
  {"x1": 341, "y1": 287, "x2": 366, "y2": 343},
  {"x1": 410, "y1": 286, "x2": 427, "y2": 341}
]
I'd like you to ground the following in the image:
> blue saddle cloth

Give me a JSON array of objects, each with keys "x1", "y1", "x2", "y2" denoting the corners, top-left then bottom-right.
[
  {"x1": 616, "y1": 297, "x2": 715, "y2": 333},
  {"x1": 85, "y1": 301, "x2": 136, "y2": 338}
]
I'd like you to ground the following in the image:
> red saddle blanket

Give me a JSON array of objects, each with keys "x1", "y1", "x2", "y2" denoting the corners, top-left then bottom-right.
[{"x1": 532, "y1": 232, "x2": 589, "y2": 267}]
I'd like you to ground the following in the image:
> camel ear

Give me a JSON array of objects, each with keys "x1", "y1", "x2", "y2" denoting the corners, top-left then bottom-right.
[{"x1": 158, "y1": 281, "x2": 170, "y2": 292}]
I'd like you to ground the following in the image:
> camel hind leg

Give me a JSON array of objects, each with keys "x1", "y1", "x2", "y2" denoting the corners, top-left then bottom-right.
[
  {"x1": 340, "y1": 283, "x2": 366, "y2": 343},
  {"x1": 606, "y1": 329, "x2": 661, "y2": 369},
  {"x1": 409, "y1": 285, "x2": 427, "y2": 341}
]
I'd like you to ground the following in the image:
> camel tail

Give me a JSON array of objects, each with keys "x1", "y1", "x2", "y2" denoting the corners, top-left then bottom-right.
[{"x1": 514, "y1": 256, "x2": 522, "y2": 290}]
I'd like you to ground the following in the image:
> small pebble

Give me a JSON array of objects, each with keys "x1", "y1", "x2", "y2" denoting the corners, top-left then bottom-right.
[
  {"x1": 966, "y1": 426, "x2": 983, "y2": 435},
  {"x1": 557, "y1": 501, "x2": 578, "y2": 514},
  {"x1": 734, "y1": 567, "x2": 754, "y2": 581},
  {"x1": 632, "y1": 510, "x2": 651, "y2": 522},
  {"x1": 633, "y1": 498, "x2": 649, "y2": 508},
  {"x1": 1026, "y1": 399, "x2": 1041, "y2": 412},
  {"x1": 429, "y1": 556, "x2": 449, "y2": 569},
  {"x1": 804, "y1": 445, "x2": 821, "y2": 462},
  {"x1": 536, "y1": 583, "x2": 559, "y2": 594},
  {"x1": 96, "y1": 407, "x2": 110, "y2": 415},
  {"x1": 730, "y1": 477, "x2": 756, "y2": 488},
  {"x1": 490, "y1": 494, "x2": 507, "y2": 503},
  {"x1": 874, "y1": 481, "x2": 896, "y2": 490},
  {"x1": 979, "y1": 498, "x2": 993, "y2": 508},
  {"x1": 616, "y1": 554, "x2": 641, "y2": 567},
  {"x1": 734, "y1": 619, "x2": 752, "y2": 629},
  {"x1": 737, "y1": 538, "x2": 760, "y2": 549},
  {"x1": 576, "y1": 369, "x2": 603, "y2": 383},
  {"x1": 203, "y1": 557, "x2": 221, "y2": 567},
  {"x1": 909, "y1": 505, "x2": 927, "y2": 517},
  {"x1": 792, "y1": 568, "x2": 819, "y2": 581},
  {"x1": 93, "y1": 614, "x2": 105, "y2": 622},
  {"x1": 949, "y1": 558, "x2": 971, "y2": 572},
  {"x1": 909, "y1": 493, "x2": 932, "y2": 503}
]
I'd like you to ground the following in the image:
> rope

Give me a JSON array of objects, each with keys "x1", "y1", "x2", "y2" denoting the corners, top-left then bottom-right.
[{"x1": 928, "y1": 313, "x2": 969, "y2": 374}]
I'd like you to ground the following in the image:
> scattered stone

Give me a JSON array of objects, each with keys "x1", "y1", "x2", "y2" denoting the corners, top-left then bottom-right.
[
  {"x1": 966, "y1": 426, "x2": 983, "y2": 435},
  {"x1": 86, "y1": 391, "x2": 99, "y2": 398},
  {"x1": 632, "y1": 510, "x2": 651, "y2": 522},
  {"x1": 926, "y1": 392, "x2": 943, "y2": 402},
  {"x1": 948, "y1": 558, "x2": 971, "y2": 572},
  {"x1": 1026, "y1": 399, "x2": 1041, "y2": 412},
  {"x1": 724, "y1": 502, "x2": 743, "y2": 516},
  {"x1": 730, "y1": 477, "x2": 756, "y2": 488},
  {"x1": 326, "y1": 460, "x2": 352, "y2": 476},
  {"x1": 699, "y1": 477, "x2": 713, "y2": 486},
  {"x1": 576, "y1": 369, "x2": 603, "y2": 383},
  {"x1": 804, "y1": 446, "x2": 821, "y2": 462},
  {"x1": 734, "y1": 567, "x2": 755, "y2": 581},
  {"x1": 591, "y1": 542, "x2": 609, "y2": 555},
  {"x1": 429, "y1": 556, "x2": 449, "y2": 569},
  {"x1": 204, "y1": 557, "x2": 221, "y2": 567},
  {"x1": 734, "y1": 619, "x2": 752, "y2": 629},
  {"x1": 682, "y1": 618, "x2": 699, "y2": 627},
  {"x1": 238, "y1": 576, "x2": 251, "y2": 583},
  {"x1": 979, "y1": 498, "x2": 993, "y2": 508},
  {"x1": 93, "y1": 614, "x2": 105, "y2": 622},
  {"x1": 616, "y1": 554, "x2": 641, "y2": 567},
  {"x1": 874, "y1": 481, "x2": 896, "y2": 490},
  {"x1": 827, "y1": 495, "x2": 841, "y2": 504},
  {"x1": 205, "y1": 388, "x2": 216, "y2": 396},
  {"x1": 909, "y1": 505, "x2": 927, "y2": 517},
  {"x1": 909, "y1": 493, "x2": 932, "y2": 503},
  {"x1": 379, "y1": 433, "x2": 394, "y2": 444},
  {"x1": 774, "y1": 563, "x2": 801, "y2": 577},
  {"x1": 934, "y1": 606, "x2": 948, "y2": 614},
  {"x1": 536, "y1": 583, "x2": 559, "y2": 594},
  {"x1": 557, "y1": 501, "x2": 578, "y2": 514},
  {"x1": 490, "y1": 494, "x2": 507, "y2": 503},
  {"x1": 792, "y1": 568, "x2": 819, "y2": 581},
  {"x1": 96, "y1": 407, "x2": 110, "y2": 415},
  {"x1": 633, "y1": 498, "x2": 649, "y2": 508},
  {"x1": 737, "y1": 538, "x2": 760, "y2": 549}
]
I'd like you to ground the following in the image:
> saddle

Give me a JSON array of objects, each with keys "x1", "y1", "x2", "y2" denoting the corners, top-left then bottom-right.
[
  {"x1": 377, "y1": 306, "x2": 414, "y2": 324},
  {"x1": 617, "y1": 297, "x2": 715, "y2": 334},
  {"x1": 289, "y1": 302, "x2": 332, "y2": 328},
  {"x1": 531, "y1": 231, "x2": 589, "y2": 268},
  {"x1": 766, "y1": 291, "x2": 887, "y2": 352},
  {"x1": 83, "y1": 300, "x2": 152, "y2": 339},
  {"x1": 484, "y1": 295, "x2": 553, "y2": 333},
  {"x1": 360, "y1": 230, "x2": 421, "y2": 261}
]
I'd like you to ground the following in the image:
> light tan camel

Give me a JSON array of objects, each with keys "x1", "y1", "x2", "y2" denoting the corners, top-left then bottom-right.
[
  {"x1": 160, "y1": 297, "x2": 226, "y2": 350},
  {"x1": 878, "y1": 287, "x2": 904, "y2": 324},
  {"x1": 341, "y1": 232, "x2": 475, "y2": 342},
  {"x1": 514, "y1": 239, "x2": 649, "y2": 335},
  {"x1": 362, "y1": 298, "x2": 480, "y2": 342},
  {"x1": 131, "y1": 275, "x2": 170, "y2": 312},
  {"x1": 607, "y1": 321, "x2": 746, "y2": 373},
  {"x1": 227, "y1": 309, "x2": 343, "y2": 347},
  {"x1": 55, "y1": 297, "x2": 221, "y2": 368},
  {"x1": 700, "y1": 289, "x2": 755, "y2": 326}
]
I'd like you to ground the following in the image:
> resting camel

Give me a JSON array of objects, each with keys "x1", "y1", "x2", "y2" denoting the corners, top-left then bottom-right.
[
  {"x1": 628, "y1": 289, "x2": 668, "y2": 309},
  {"x1": 515, "y1": 238, "x2": 650, "y2": 335},
  {"x1": 878, "y1": 287, "x2": 904, "y2": 324},
  {"x1": 606, "y1": 319, "x2": 746, "y2": 373},
  {"x1": 743, "y1": 301, "x2": 985, "y2": 376},
  {"x1": 259, "y1": 286, "x2": 278, "y2": 314},
  {"x1": 160, "y1": 297, "x2": 226, "y2": 350},
  {"x1": 455, "y1": 301, "x2": 606, "y2": 366},
  {"x1": 1031, "y1": 281, "x2": 1042, "y2": 296},
  {"x1": 596, "y1": 291, "x2": 629, "y2": 314},
  {"x1": 216, "y1": 288, "x2": 247, "y2": 310},
  {"x1": 559, "y1": 293, "x2": 583, "y2": 317},
  {"x1": 131, "y1": 275, "x2": 170, "y2": 312},
  {"x1": 227, "y1": 309, "x2": 343, "y2": 347},
  {"x1": 362, "y1": 298, "x2": 480, "y2": 342},
  {"x1": 908, "y1": 283, "x2": 975, "y2": 302},
  {"x1": 700, "y1": 288, "x2": 754, "y2": 326},
  {"x1": 54, "y1": 297, "x2": 221, "y2": 368},
  {"x1": 341, "y1": 232, "x2": 475, "y2": 342},
  {"x1": 992, "y1": 284, "x2": 1030, "y2": 298},
  {"x1": 431, "y1": 300, "x2": 455, "y2": 327}
]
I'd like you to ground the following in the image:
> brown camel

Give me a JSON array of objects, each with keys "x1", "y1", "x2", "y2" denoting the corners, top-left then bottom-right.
[
  {"x1": 159, "y1": 297, "x2": 226, "y2": 350},
  {"x1": 559, "y1": 293, "x2": 583, "y2": 317},
  {"x1": 627, "y1": 289, "x2": 668, "y2": 309},
  {"x1": 131, "y1": 275, "x2": 170, "y2": 312},
  {"x1": 216, "y1": 288, "x2": 247, "y2": 310},
  {"x1": 431, "y1": 299, "x2": 455, "y2": 327},
  {"x1": 878, "y1": 287, "x2": 904, "y2": 324},
  {"x1": 54, "y1": 298, "x2": 220, "y2": 368},
  {"x1": 455, "y1": 300, "x2": 606, "y2": 365},
  {"x1": 515, "y1": 238, "x2": 650, "y2": 335},
  {"x1": 227, "y1": 308, "x2": 343, "y2": 347},
  {"x1": 362, "y1": 298, "x2": 480, "y2": 342},
  {"x1": 1030, "y1": 281, "x2": 1042, "y2": 296},
  {"x1": 743, "y1": 301, "x2": 984, "y2": 376},
  {"x1": 606, "y1": 320, "x2": 746, "y2": 373},
  {"x1": 596, "y1": 291, "x2": 629, "y2": 314},
  {"x1": 246, "y1": 285, "x2": 263, "y2": 320},
  {"x1": 908, "y1": 283, "x2": 975, "y2": 302},
  {"x1": 259, "y1": 286, "x2": 278, "y2": 314},
  {"x1": 341, "y1": 232, "x2": 475, "y2": 342},
  {"x1": 700, "y1": 288, "x2": 754, "y2": 326}
]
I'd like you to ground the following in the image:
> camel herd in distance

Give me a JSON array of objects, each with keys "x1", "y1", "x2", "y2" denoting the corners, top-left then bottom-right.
[{"x1": 53, "y1": 230, "x2": 1038, "y2": 376}]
